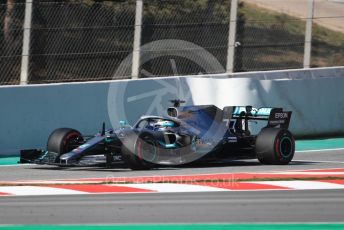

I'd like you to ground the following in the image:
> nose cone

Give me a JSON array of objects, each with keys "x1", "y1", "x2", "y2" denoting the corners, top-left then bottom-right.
[{"x1": 59, "y1": 152, "x2": 78, "y2": 164}]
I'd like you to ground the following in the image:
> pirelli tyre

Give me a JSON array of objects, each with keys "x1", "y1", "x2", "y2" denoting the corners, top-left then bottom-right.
[
  {"x1": 255, "y1": 128, "x2": 295, "y2": 165},
  {"x1": 121, "y1": 132, "x2": 157, "y2": 170},
  {"x1": 47, "y1": 128, "x2": 83, "y2": 163}
]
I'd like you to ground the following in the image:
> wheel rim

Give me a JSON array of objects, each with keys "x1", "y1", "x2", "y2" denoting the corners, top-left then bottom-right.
[
  {"x1": 63, "y1": 132, "x2": 80, "y2": 153},
  {"x1": 136, "y1": 137, "x2": 157, "y2": 162},
  {"x1": 279, "y1": 136, "x2": 293, "y2": 158}
]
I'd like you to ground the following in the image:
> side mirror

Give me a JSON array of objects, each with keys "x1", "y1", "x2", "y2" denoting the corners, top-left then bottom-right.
[{"x1": 167, "y1": 107, "x2": 178, "y2": 117}]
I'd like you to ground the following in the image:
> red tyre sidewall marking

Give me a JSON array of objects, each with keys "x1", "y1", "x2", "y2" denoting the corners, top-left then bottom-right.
[{"x1": 63, "y1": 132, "x2": 79, "y2": 152}]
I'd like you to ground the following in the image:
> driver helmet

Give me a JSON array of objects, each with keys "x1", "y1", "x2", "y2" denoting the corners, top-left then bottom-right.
[{"x1": 155, "y1": 120, "x2": 175, "y2": 128}]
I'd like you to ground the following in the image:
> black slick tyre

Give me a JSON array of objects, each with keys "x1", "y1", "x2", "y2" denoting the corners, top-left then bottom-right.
[
  {"x1": 255, "y1": 128, "x2": 295, "y2": 165},
  {"x1": 47, "y1": 128, "x2": 82, "y2": 163},
  {"x1": 121, "y1": 132, "x2": 157, "y2": 170}
]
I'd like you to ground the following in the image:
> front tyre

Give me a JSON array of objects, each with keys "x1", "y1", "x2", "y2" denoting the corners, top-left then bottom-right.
[
  {"x1": 47, "y1": 128, "x2": 83, "y2": 163},
  {"x1": 121, "y1": 133, "x2": 157, "y2": 170},
  {"x1": 255, "y1": 128, "x2": 295, "y2": 165}
]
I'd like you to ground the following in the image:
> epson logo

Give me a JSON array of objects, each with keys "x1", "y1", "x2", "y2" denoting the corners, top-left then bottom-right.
[{"x1": 275, "y1": 113, "x2": 288, "y2": 119}]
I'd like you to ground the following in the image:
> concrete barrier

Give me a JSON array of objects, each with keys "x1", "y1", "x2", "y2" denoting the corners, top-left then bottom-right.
[
  {"x1": 0, "y1": 67, "x2": 343, "y2": 156},
  {"x1": 183, "y1": 75, "x2": 344, "y2": 136}
]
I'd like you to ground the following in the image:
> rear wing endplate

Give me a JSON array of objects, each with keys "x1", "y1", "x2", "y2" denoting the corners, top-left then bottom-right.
[{"x1": 267, "y1": 108, "x2": 292, "y2": 129}]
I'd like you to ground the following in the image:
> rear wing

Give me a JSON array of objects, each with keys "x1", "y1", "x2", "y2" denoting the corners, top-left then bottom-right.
[
  {"x1": 266, "y1": 108, "x2": 292, "y2": 129},
  {"x1": 224, "y1": 106, "x2": 292, "y2": 129}
]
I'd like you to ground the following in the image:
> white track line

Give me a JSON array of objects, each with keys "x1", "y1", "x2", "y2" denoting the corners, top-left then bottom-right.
[
  {"x1": 296, "y1": 148, "x2": 344, "y2": 153},
  {"x1": 0, "y1": 186, "x2": 88, "y2": 196},
  {"x1": 109, "y1": 183, "x2": 230, "y2": 192},
  {"x1": 256, "y1": 172, "x2": 344, "y2": 175},
  {"x1": 293, "y1": 160, "x2": 344, "y2": 164},
  {"x1": 276, "y1": 167, "x2": 344, "y2": 172},
  {"x1": 0, "y1": 180, "x2": 104, "y2": 185},
  {"x1": 252, "y1": 181, "x2": 344, "y2": 190}
]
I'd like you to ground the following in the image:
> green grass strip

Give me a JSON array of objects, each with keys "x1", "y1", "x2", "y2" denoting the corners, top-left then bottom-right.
[
  {"x1": 0, "y1": 157, "x2": 19, "y2": 166},
  {"x1": 1, "y1": 224, "x2": 344, "y2": 230},
  {"x1": 296, "y1": 138, "x2": 344, "y2": 151}
]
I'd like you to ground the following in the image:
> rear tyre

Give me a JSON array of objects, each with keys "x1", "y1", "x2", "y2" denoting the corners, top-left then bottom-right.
[
  {"x1": 255, "y1": 128, "x2": 295, "y2": 165},
  {"x1": 121, "y1": 133, "x2": 157, "y2": 170},
  {"x1": 47, "y1": 128, "x2": 82, "y2": 163}
]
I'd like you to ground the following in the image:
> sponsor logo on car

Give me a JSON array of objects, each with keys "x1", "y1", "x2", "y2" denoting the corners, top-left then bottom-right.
[{"x1": 275, "y1": 112, "x2": 288, "y2": 119}]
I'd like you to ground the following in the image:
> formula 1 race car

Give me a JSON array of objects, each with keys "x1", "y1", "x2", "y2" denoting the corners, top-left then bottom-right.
[{"x1": 21, "y1": 100, "x2": 295, "y2": 170}]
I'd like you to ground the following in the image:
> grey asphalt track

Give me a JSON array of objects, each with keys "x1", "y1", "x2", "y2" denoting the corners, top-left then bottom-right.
[
  {"x1": 0, "y1": 149, "x2": 343, "y2": 181},
  {"x1": 0, "y1": 190, "x2": 344, "y2": 224},
  {"x1": 0, "y1": 149, "x2": 343, "y2": 224}
]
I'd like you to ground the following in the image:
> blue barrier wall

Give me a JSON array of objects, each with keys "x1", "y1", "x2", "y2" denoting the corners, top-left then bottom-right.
[{"x1": 0, "y1": 67, "x2": 343, "y2": 156}]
